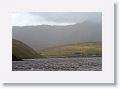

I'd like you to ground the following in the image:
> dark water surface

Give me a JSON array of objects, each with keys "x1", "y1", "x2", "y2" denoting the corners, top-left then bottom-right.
[{"x1": 12, "y1": 57, "x2": 102, "y2": 71}]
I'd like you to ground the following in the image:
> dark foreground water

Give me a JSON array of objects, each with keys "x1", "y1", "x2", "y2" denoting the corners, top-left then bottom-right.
[{"x1": 12, "y1": 57, "x2": 102, "y2": 71}]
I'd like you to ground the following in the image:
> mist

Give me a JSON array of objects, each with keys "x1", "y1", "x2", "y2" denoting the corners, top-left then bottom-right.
[{"x1": 12, "y1": 21, "x2": 102, "y2": 50}]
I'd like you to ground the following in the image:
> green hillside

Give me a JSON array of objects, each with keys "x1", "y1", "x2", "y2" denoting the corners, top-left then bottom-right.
[
  {"x1": 12, "y1": 39, "x2": 42, "y2": 60},
  {"x1": 39, "y1": 42, "x2": 102, "y2": 58}
]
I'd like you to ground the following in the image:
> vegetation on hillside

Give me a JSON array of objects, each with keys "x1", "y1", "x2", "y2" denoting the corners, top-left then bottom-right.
[
  {"x1": 12, "y1": 39, "x2": 102, "y2": 60},
  {"x1": 39, "y1": 42, "x2": 102, "y2": 58},
  {"x1": 12, "y1": 39, "x2": 42, "y2": 60}
]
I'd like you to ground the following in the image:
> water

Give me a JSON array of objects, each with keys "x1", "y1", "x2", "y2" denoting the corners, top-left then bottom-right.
[{"x1": 12, "y1": 57, "x2": 102, "y2": 71}]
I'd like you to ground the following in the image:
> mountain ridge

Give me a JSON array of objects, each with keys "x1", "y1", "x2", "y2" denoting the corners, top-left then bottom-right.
[{"x1": 12, "y1": 21, "x2": 102, "y2": 50}]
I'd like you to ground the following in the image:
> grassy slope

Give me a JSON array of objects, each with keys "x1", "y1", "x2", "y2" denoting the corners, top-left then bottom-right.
[
  {"x1": 39, "y1": 42, "x2": 102, "y2": 57},
  {"x1": 12, "y1": 39, "x2": 42, "y2": 59}
]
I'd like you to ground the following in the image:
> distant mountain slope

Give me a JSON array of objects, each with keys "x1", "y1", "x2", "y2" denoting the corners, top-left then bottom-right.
[
  {"x1": 39, "y1": 42, "x2": 102, "y2": 58},
  {"x1": 12, "y1": 39, "x2": 42, "y2": 59},
  {"x1": 12, "y1": 21, "x2": 102, "y2": 50}
]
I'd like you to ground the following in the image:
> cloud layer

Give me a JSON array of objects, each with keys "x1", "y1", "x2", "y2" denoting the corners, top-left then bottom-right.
[{"x1": 12, "y1": 12, "x2": 102, "y2": 26}]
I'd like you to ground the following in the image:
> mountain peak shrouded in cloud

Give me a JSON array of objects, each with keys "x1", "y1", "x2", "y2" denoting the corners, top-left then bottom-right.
[
  {"x1": 12, "y1": 12, "x2": 102, "y2": 50},
  {"x1": 12, "y1": 12, "x2": 102, "y2": 26},
  {"x1": 12, "y1": 22, "x2": 102, "y2": 50}
]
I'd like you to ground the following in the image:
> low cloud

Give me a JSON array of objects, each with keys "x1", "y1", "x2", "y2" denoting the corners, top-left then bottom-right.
[{"x1": 12, "y1": 12, "x2": 101, "y2": 26}]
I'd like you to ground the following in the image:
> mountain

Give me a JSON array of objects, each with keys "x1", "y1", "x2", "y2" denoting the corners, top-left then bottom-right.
[
  {"x1": 12, "y1": 39, "x2": 42, "y2": 60},
  {"x1": 39, "y1": 42, "x2": 102, "y2": 58},
  {"x1": 12, "y1": 21, "x2": 102, "y2": 50}
]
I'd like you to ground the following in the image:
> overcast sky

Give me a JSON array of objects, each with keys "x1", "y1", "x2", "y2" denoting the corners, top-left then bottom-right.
[{"x1": 12, "y1": 12, "x2": 102, "y2": 26}]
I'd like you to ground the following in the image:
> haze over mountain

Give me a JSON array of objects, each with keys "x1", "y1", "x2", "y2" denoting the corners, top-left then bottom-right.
[{"x1": 12, "y1": 21, "x2": 102, "y2": 50}]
